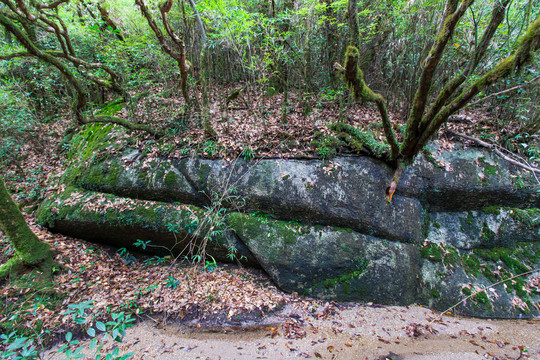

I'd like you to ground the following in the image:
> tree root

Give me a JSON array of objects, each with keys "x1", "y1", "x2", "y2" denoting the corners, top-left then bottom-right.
[
  {"x1": 0, "y1": 257, "x2": 24, "y2": 280},
  {"x1": 0, "y1": 254, "x2": 65, "y2": 292},
  {"x1": 385, "y1": 163, "x2": 405, "y2": 203},
  {"x1": 84, "y1": 115, "x2": 163, "y2": 137}
]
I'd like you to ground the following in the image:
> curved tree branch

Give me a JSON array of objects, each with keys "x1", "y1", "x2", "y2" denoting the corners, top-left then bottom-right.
[
  {"x1": 342, "y1": 46, "x2": 400, "y2": 159},
  {"x1": 401, "y1": 0, "x2": 474, "y2": 155},
  {"x1": 411, "y1": 15, "x2": 540, "y2": 156}
]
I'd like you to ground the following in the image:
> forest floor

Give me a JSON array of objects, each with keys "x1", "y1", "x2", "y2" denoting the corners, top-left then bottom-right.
[
  {"x1": 1, "y1": 86, "x2": 539, "y2": 359},
  {"x1": 4, "y1": 223, "x2": 540, "y2": 360}
]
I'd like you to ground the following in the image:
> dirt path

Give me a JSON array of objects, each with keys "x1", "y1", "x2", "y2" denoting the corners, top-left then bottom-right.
[{"x1": 47, "y1": 304, "x2": 540, "y2": 360}]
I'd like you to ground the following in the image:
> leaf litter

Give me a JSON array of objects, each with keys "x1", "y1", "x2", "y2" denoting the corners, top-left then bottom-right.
[{"x1": 1, "y1": 86, "x2": 540, "y2": 359}]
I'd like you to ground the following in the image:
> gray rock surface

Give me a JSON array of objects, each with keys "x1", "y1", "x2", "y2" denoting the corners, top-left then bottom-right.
[
  {"x1": 37, "y1": 124, "x2": 540, "y2": 317},
  {"x1": 226, "y1": 212, "x2": 420, "y2": 304},
  {"x1": 36, "y1": 187, "x2": 258, "y2": 266}
]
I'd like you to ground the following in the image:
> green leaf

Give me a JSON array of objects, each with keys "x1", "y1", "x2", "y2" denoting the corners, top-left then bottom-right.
[
  {"x1": 89, "y1": 338, "x2": 98, "y2": 351},
  {"x1": 75, "y1": 317, "x2": 87, "y2": 324},
  {"x1": 7, "y1": 337, "x2": 26, "y2": 351},
  {"x1": 96, "y1": 321, "x2": 106, "y2": 331},
  {"x1": 87, "y1": 328, "x2": 96, "y2": 337},
  {"x1": 119, "y1": 352, "x2": 135, "y2": 360}
]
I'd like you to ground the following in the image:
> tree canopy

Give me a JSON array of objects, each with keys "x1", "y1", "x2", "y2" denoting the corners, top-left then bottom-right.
[{"x1": 1, "y1": 0, "x2": 538, "y2": 159}]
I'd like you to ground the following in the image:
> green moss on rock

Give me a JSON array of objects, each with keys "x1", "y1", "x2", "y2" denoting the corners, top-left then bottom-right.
[
  {"x1": 473, "y1": 248, "x2": 501, "y2": 262},
  {"x1": 473, "y1": 290, "x2": 490, "y2": 304},
  {"x1": 462, "y1": 254, "x2": 481, "y2": 277},
  {"x1": 480, "y1": 222, "x2": 495, "y2": 243},
  {"x1": 309, "y1": 259, "x2": 369, "y2": 295},
  {"x1": 507, "y1": 208, "x2": 540, "y2": 228},
  {"x1": 61, "y1": 123, "x2": 128, "y2": 187},
  {"x1": 226, "y1": 212, "x2": 301, "y2": 246},
  {"x1": 419, "y1": 242, "x2": 458, "y2": 265},
  {"x1": 482, "y1": 206, "x2": 501, "y2": 216},
  {"x1": 420, "y1": 242, "x2": 444, "y2": 262},
  {"x1": 164, "y1": 170, "x2": 180, "y2": 188}
]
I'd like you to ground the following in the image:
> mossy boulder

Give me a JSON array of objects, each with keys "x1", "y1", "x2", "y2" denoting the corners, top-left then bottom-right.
[
  {"x1": 36, "y1": 187, "x2": 257, "y2": 266},
  {"x1": 426, "y1": 208, "x2": 540, "y2": 249},
  {"x1": 226, "y1": 212, "x2": 420, "y2": 303},
  {"x1": 39, "y1": 124, "x2": 540, "y2": 317},
  {"x1": 400, "y1": 142, "x2": 540, "y2": 211},
  {"x1": 71, "y1": 153, "x2": 424, "y2": 243},
  {"x1": 419, "y1": 242, "x2": 540, "y2": 317}
]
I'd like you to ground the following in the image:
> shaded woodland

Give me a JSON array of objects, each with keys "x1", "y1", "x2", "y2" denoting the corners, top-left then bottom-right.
[{"x1": 0, "y1": 0, "x2": 540, "y2": 358}]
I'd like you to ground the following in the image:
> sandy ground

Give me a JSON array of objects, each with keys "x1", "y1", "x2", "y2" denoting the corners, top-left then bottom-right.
[{"x1": 46, "y1": 304, "x2": 540, "y2": 360}]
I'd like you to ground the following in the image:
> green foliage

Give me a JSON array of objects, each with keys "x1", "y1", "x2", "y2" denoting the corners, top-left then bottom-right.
[
  {"x1": 0, "y1": 82, "x2": 38, "y2": 168},
  {"x1": 241, "y1": 147, "x2": 255, "y2": 161},
  {"x1": 1, "y1": 332, "x2": 38, "y2": 360},
  {"x1": 164, "y1": 275, "x2": 180, "y2": 289},
  {"x1": 116, "y1": 248, "x2": 136, "y2": 265},
  {"x1": 1, "y1": 299, "x2": 135, "y2": 360}
]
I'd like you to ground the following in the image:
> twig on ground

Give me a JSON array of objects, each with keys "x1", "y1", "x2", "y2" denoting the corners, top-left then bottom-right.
[{"x1": 446, "y1": 130, "x2": 540, "y2": 177}]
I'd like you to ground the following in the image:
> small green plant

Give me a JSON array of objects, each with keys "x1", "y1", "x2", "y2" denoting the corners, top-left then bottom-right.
[
  {"x1": 1, "y1": 302, "x2": 135, "y2": 360},
  {"x1": 134, "y1": 239, "x2": 151, "y2": 250},
  {"x1": 227, "y1": 246, "x2": 237, "y2": 261},
  {"x1": 241, "y1": 147, "x2": 255, "y2": 161},
  {"x1": 204, "y1": 255, "x2": 217, "y2": 272},
  {"x1": 166, "y1": 223, "x2": 180, "y2": 234},
  {"x1": 202, "y1": 140, "x2": 217, "y2": 157},
  {"x1": 116, "y1": 248, "x2": 136, "y2": 265},
  {"x1": 63, "y1": 300, "x2": 95, "y2": 324},
  {"x1": 0, "y1": 332, "x2": 38, "y2": 360},
  {"x1": 58, "y1": 310, "x2": 136, "y2": 360},
  {"x1": 164, "y1": 276, "x2": 180, "y2": 289}
]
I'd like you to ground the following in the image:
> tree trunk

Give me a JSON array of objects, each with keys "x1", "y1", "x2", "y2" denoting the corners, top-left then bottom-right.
[
  {"x1": 0, "y1": 176, "x2": 54, "y2": 280},
  {"x1": 348, "y1": 0, "x2": 359, "y2": 49},
  {"x1": 98, "y1": 3, "x2": 125, "y2": 41}
]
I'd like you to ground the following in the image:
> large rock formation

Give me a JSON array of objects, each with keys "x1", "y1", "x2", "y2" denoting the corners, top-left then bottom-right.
[{"x1": 37, "y1": 123, "x2": 540, "y2": 317}]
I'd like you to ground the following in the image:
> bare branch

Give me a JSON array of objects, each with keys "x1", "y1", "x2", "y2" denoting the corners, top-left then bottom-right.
[
  {"x1": 409, "y1": 15, "x2": 540, "y2": 157},
  {"x1": 15, "y1": 0, "x2": 36, "y2": 21},
  {"x1": 187, "y1": 0, "x2": 207, "y2": 44},
  {"x1": 0, "y1": 11, "x2": 86, "y2": 123},
  {"x1": 420, "y1": 0, "x2": 511, "y2": 130},
  {"x1": 36, "y1": 0, "x2": 69, "y2": 9},
  {"x1": 466, "y1": 74, "x2": 540, "y2": 108},
  {"x1": 135, "y1": 0, "x2": 190, "y2": 103},
  {"x1": 447, "y1": 130, "x2": 540, "y2": 174},
  {"x1": 159, "y1": 0, "x2": 190, "y2": 102}
]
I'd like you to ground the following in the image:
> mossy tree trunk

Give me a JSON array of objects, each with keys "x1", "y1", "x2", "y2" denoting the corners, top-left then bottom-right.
[
  {"x1": 347, "y1": 0, "x2": 359, "y2": 49},
  {"x1": 0, "y1": 2, "x2": 161, "y2": 136},
  {"x1": 338, "y1": 0, "x2": 539, "y2": 200},
  {"x1": 135, "y1": 0, "x2": 191, "y2": 105},
  {"x1": 98, "y1": 3, "x2": 125, "y2": 41},
  {"x1": 0, "y1": 177, "x2": 55, "y2": 281}
]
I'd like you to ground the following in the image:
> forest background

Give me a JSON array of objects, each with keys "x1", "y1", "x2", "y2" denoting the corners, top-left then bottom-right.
[{"x1": 0, "y1": 0, "x2": 540, "y2": 357}]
